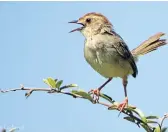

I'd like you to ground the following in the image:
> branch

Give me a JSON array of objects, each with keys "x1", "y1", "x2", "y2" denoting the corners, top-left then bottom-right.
[
  {"x1": 160, "y1": 113, "x2": 168, "y2": 128},
  {"x1": 1, "y1": 77, "x2": 167, "y2": 132}
]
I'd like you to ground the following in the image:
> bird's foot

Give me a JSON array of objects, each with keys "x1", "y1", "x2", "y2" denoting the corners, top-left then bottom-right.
[
  {"x1": 88, "y1": 88, "x2": 100, "y2": 102},
  {"x1": 117, "y1": 97, "x2": 128, "y2": 116}
]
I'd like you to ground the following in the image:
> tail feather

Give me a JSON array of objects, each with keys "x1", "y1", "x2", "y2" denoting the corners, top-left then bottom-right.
[{"x1": 131, "y1": 32, "x2": 167, "y2": 57}]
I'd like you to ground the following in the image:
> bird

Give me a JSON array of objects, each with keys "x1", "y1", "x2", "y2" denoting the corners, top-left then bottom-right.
[{"x1": 69, "y1": 12, "x2": 167, "y2": 112}]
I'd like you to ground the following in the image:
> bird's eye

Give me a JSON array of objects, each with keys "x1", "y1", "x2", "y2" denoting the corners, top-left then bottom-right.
[{"x1": 86, "y1": 18, "x2": 91, "y2": 23}]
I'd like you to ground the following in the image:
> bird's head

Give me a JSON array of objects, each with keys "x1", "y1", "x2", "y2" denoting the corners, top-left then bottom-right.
[{"x1": 69, "y1": 12, "x2": 113, "y2": 38}]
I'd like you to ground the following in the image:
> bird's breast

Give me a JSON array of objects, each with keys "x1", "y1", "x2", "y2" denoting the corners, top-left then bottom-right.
[{"x1": 84, "y1": 38, "x2": 133, "y2": 78}]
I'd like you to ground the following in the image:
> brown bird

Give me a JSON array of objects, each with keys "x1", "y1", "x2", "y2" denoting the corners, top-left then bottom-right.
[{"x1": 69, "y1": 12, "x2": 167, "y2": 112}]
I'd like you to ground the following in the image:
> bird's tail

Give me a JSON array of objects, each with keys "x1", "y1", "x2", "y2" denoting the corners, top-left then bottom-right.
[{"x1": 131, "y1": 32, "x2": 167, "y2": 60}]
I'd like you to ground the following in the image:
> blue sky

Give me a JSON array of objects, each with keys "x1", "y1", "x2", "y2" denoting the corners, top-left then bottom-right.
[{"x1": 0, "y1": 2, "x2": 168, "y2": 132}]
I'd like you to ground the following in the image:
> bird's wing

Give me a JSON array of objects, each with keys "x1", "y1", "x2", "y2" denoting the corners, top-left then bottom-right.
[{"x1": 102, "y1": 28, "x2": 138, "y2": 78}]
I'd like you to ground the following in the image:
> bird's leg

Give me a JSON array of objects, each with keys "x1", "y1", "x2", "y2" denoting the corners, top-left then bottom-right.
[
  {"x1": 117, "y1": 77, "x2": 128, "y2": 114},
  {"x1": 89, "y1": 77, "x2": 112, "y2": 101}
]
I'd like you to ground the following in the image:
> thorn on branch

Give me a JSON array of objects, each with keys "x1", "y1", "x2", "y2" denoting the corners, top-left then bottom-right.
[
  {"x1": 20, "y1": 84, "x2": 24, "y2": 90},
  {"x1": 25, "y1": 90, "x2": 33, "y2": 98}
]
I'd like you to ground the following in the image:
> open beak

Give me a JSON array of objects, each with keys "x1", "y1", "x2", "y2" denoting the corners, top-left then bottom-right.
[{"x1": 68, "y1": 20, "x2": 84, "y2": 33}]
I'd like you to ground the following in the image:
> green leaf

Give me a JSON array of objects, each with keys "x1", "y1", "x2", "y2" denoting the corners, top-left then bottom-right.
[
  {"x1": 146, "y1": 115, "x2": 159, "y2": 119},
  {"x1": 72, "y1": 90, "x2": 93, "y2": 102},
  {"x1": 43, "y1": 77, "x2": 56, "y2": 88},
  {"x1": 54, "y1": 79, "x2": 58, "y2": 83},
  {"x1": 161, "y1": 127, "x2": 168, "y2": 132},
  {"x1": 135, "y1": 108, "x2": 147, "y2": 123},
  {"x1": 68, "y1": 84, "x2": 78, "y2": 87},
  {"x1": 100, "y1": 93, "x2": 114, "y2": 103},
  {"x1": 124, "y1": 116, "x2": 136, "y2": 123},
  {"x1": 147, "y1": 120, "x2": 159, "y2": 124},
  {"x1": 127, "y1": 108, "x2": 147, "y2": 124},
  {"x1": 47, "y1": 77, "x2": 57, "y2": 88},
  {"x1": 43, "y1": 79, "x2": 50, "y2": 86},
  {"x1": 141, "y1": 123, "x2": 153, "y2": 132},
  {"x1": 59, "y1": 84, "x2": 78, "y2": 91},
  {"x1": 154, "y1": 126, "x2": 161, "y2": 132},
  {"x1": 56, "y1": 80, "x2": 63, "y2": 88}
]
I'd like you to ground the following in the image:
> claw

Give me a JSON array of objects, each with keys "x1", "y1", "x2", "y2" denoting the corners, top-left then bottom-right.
[
  {"x1": 88, "y1": 89, "x2": 100, "y2": 102},
  {"x1": 117, "y1": 97, "x2": 128, "y2": 116}
]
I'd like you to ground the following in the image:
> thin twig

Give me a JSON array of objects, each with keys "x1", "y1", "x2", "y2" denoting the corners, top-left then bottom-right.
[
  {"x1": 98, "y1": 101, "x2": 111, "y2": 107},
  {"x1": 160, "y1": 113, "x2": 168, "y2": 128},
  {"x1": 0, "y1": 85, "x2": 167, "y2": 132},
  {"x1": 0, "y1": 87, "x2": 50, "y2": 93}
]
